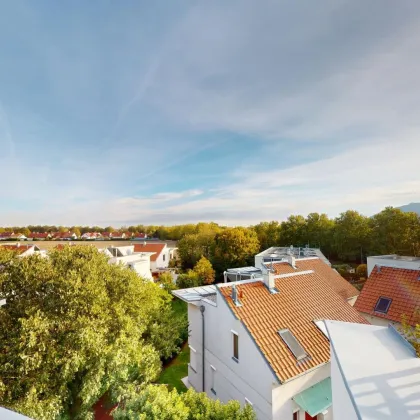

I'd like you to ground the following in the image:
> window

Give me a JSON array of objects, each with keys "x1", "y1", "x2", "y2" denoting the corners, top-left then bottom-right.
[
  {"x1": 278, "y1": 329, "x2": 308, "y2": 361},
  {"x1": 189, "y1": 346, "x2": 197, "y2": 372},
  {"x1": 375, "y1": 297, "x2": 392, "y2": 314},
  {"x1": 293, "y1": 411, "x2": 299, "y2": 420},
  {"x1": 232, "y1": 332, "x2": 239, "y2": 361},
  {"x1": 163, "y1": 254, "x2": 166, "y2": 262},
  {"x1": 210, "y1": 365, "x2": 216, "y2": 394}
]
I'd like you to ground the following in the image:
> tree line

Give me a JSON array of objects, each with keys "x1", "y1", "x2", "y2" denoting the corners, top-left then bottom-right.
[{"x1": 2, "y1": 206, "x2": 420, "y2": 264}]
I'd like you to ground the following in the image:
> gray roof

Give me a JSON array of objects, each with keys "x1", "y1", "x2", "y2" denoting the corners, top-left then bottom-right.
[
  {"x1": 256, "y1": 246, "x2": 330, "y2": 265},
  {"x1": 326, "y1": 320, "x2": 420, "y2": 419},
  {"x1": 172, "y1": 285, "x2": 217, "y2": 304}
]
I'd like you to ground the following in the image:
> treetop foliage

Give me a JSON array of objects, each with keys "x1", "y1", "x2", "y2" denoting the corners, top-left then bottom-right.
[{"x1": 0, "y1": 246, "x2": 182, "y2": 419}]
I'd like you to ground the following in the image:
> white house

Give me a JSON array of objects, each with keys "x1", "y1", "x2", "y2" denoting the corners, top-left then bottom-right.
[
  {"x1": 173, "y1": 257, "x2": 367, "y2": 420},
  {"x1": 134, "y1": 242, "x2": 177, "y2": 273},
  {"x1": 0, "y1": 243, "x2": 41, "y2": 257},
  {"x1": 255, "y1": 247, "x2": 332, "y2": 268},
  {"x1": 354, "y1": 255, "x2": 420, "y2": 327},
  {"x1": 326, "y1": 320, "x2": 420, "y2": 420},
  {"x1": 102, "y1": 245, "x2": 155, "y2": 280}
]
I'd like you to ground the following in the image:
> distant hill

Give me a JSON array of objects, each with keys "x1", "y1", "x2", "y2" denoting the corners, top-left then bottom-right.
[{"x1": 398, "y1": 202, "x2": 420, "y2": 215}]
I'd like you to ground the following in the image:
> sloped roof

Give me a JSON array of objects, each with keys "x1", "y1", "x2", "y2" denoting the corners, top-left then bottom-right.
[
  {"x1": 354, "y1": 265, "x2": 420, "y2": 326},
  {"x1": 0, "y1": 244, "x2": 35, "y2": 255},
  {"x1": 271, "y1": 258, "x2": 359, "y2": 300},
  {"x1": 134, "y1": 243, "x2": 165, "y2": 262},
  {"x1": 219, "y1": 272, "x2": 368, "y2": 382}
]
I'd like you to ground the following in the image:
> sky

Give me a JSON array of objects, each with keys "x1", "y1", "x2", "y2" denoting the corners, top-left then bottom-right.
[{"x1": 1, "y1": 0, "x2": 420, "y2": 227}]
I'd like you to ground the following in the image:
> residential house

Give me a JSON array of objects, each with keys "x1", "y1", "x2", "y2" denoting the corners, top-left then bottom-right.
[
  {"x1": 52, "y1": 232, "x2": 78, "y2": 240},
  {"x1": 133, "y1": 232, "x2": 147, "y2": 240},
  {"x1": 326, "y1": 320, "x2": 420, "y2": 420},
  {"x1": 110, "y1": 231, "x2": 126, "y2": 239},
  {"x1": 134, "y1": 242, "x2": 177, "y2": 273},
  {"x1": 102, "y1": 245, "x2": 155, "y2": 280},
  {"x1": 225, "y1": 247, "x2": 359, "y2": 306},
  {"x1": 28, "y1": 232, "x2": 51, "y2": 240},
  {"x1": 0, "y1": 243, "x2": 41, "y2": 257},
  {"x1": 9, "y1": 233, "x2": 26, "y2": 240},
  {"x1": 173, "y1": 259, "x2": 368, "y2": 420},
  {"x1": 81, "y1": 232, "x2": 102, "y2": 240},
  {"x1": 354, "y1": 255, "x2": 420, "y2": 327},
  {"x1": 0, "y1": 232, "x2": 13, "y2": 240}
]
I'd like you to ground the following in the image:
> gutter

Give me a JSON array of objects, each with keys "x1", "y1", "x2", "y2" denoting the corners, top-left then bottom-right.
[{"x1": 200, "y1": 305, "x2": 205, "y2": 392}]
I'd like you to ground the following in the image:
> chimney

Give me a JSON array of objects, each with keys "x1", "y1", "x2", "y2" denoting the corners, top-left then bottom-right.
[
  {"x1": 263, "y1": 269, "x2": 275, "y2": 290},
  {"x1": 232, "y1": 284, "x2": 240, "y2": 305},
  {"x1": 377, "y1": 265, "x2": 381, "y2": 273},
  {"x1": 288, "y1": 255, "x2": 296, "y2": 269}
]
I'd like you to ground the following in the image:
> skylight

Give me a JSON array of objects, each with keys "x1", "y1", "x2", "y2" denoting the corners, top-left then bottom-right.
[
  {"x1": 374, "y1": 297, "x2": 392, "y2": 314},
  {"x1": 278, "y1": 329, "x2": 308, "y2": 361}
]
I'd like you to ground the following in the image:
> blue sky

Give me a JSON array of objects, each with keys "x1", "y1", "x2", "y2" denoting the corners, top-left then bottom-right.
[{"x1": 1, "y1": 0, "x2": 420, "y2": 226}]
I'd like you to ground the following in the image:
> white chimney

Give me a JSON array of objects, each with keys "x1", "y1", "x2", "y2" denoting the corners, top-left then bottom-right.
[
  {"x1": 263, "y1": 269, "x2": 275, "y2": 290},
  {"x1": 288, "y1": 255, "x2": 296, "y2": 269}
]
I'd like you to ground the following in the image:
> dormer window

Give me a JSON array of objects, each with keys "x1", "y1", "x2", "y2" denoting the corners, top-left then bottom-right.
[{"x1": 278, "y1": 329, "x2": 308, "y2": 361}]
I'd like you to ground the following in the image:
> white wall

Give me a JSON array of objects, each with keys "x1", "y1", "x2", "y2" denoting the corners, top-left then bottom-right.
[
  {"x1": 367, "y1": 256, "x2": 420, "y2": 276},
  {"x1": 153, "y1": 245, "x2": 170, "y2": 270},
  {"x1": 187, "y1": 295, "x2": 278, "y2": 420},
  {"x1": 360, "y1": 313, "x2": 398, "y2": 328},
  {"x1": 272, "y1": 364, "x2": 332, "y2": 420},
  {"x1": 330, "y1": 352, "x2": 357, "y2": 420}
]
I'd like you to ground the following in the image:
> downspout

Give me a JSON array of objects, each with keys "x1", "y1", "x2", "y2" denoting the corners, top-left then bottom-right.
[{"x1": 200, "y1": 305, "x2": 206, "y2": 392}]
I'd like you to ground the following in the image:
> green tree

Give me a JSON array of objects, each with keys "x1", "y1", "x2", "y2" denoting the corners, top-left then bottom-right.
[
  {"x1": 305, "y1": 213, "x2": 335, "y2": 255},
  {"x1": 0, "y1": 246, "x2": 179, "y2": 419},
  {"x1": 333, "y1": 210, "x2": 371, "y2": 262},
  {"x1": 213, "y1": 228, "x2": 260, "y2": 273},
  {"x1": 105, "y1": 226, "x2": 115, "y2": 233},
  {"x1": 59, "y1": 226, "x2": 68, "y2": 233},
  {"x1": 19, "y1": 228, "x2": 31, "y2": 237},
  {"x1": 252, "y1": 221, "x2": 281, "y2": 251},
  {"x1": 279, "y1": 215, "x2": 307, "y2": 247},
  {"x1": 176, "y1": 271, "x2": 201, "y2": 289},
  {"x1": 193, "y1": 257, "x2": 215, "y2": 285},
  {"x1": 356, "y1": 264, "x2": 367, "y2": 279},
  {"x1": 177, "y1": 231, "x2": 217, "y2": 270},
  {"x1": 72, "y1": 227, "x2": 81, "y2": 238},
  {"x1": 370, "y1": 207, "x2": 420, "y2": 256},
  {"x1": 112, "y1": 385, "x2": 256, "y2": 420},
  {"x1": 158, "y1": 272, "x2": 177, "y2": 293}
]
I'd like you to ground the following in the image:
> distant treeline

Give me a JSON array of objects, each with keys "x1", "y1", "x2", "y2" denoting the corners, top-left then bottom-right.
[{"x1": 2, "y1": 206, "x2": 419, "y2": 263}]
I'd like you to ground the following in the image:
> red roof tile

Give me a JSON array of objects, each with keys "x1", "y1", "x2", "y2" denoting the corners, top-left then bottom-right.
[
  {"x1": 220, "y1": 272, "x2": 368, "y2": 382},
  {"x1": 0, "y1": 244, "x2": 34, "y2": 255},
  {"x1": 133, "y1": 243, "x2": 166, "y2": 262},
  {"x1": 354, "y1": 266, "x2": 420, "y2": 326},
  {"x1": 271, "y1": 258, "x2": 359, "y2": 300}
]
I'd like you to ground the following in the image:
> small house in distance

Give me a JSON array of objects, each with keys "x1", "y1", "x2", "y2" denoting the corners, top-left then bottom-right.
[{"x1": 133, "y1": 242, "x2": 177, "y2": 274}]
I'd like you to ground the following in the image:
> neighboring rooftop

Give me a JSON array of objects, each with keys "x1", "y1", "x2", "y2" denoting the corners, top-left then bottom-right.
[
  {"x1": 326, "y1": 320, "x2": 420, "y2": 420},
  {"x1": 218, "y1": 272, "x2": 368, "y2": 382},
  {"x1": 372, "y1": 254, "x2": 420, "y2": 262},
  {"x1": 0, "y1": 244, "x2": 39, "y2": 255},
  {"x1": 270, "y1": 258, "x2": 359, "y2": 301},
  {"x1": 354, "y1": 265, "x2": 420, "y2": 326},
  {"x1": 133, "y1": 243, "x2": 166, "y2": 261},
  {"x1": 0, "y1": 407, "x2": 33, "y2": 420},
  {"x1": 255, "y1": 246, "x2": 331, "y2": 266},
  {"x1": 172, "y1": 284, "x2": 217, "y2": 305}
]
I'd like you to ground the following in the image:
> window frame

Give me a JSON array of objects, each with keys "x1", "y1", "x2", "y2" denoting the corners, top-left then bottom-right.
[
  {"x1": 374, "y1": 296, "x2": 392, "y2": 314},
  {"x1": 232, "y1": 331, "x2": 239, "y2": 362},
  {"x1": 189, "y1": 345, "x2": 197, "y2": 373}
]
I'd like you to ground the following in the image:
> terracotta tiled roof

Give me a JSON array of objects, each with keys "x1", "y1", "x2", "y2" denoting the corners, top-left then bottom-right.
[
  {"x1": 133, "y1": 243, "x2": 165, "y2": 262},
  {"x1": 0, "y1": 244, "x2": 33, "y2": 255},
  {"x1": 271, "y1": 258, "x2": 359, "y2": 300},
  {"x1": 354, "y1": 266, "x2": 420, "y2": 326},
  {"x1": 219, "y1": 272, "x2": 368, "y2": 382}
]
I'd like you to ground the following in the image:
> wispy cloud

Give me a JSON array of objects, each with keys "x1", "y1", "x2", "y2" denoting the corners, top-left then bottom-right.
[{"x1": 0, "y1": 1, "x2": 419, "y2": 226}]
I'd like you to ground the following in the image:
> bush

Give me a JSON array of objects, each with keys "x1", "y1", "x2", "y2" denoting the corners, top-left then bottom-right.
[
  {"x1": 356, "y1": 264, "x2": 368, "y2": 278},
  {"x1": 176, "y1": 271, "x2": 201, "y2": 289}
]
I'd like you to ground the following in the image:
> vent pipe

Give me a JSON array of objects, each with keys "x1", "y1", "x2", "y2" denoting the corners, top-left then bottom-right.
[
  {"x1": 232, "y1": 284, "x2": 238, "y2": 304},
  {"x1": 288, "y1": 255, "x2": 296, "y2": 269}
]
